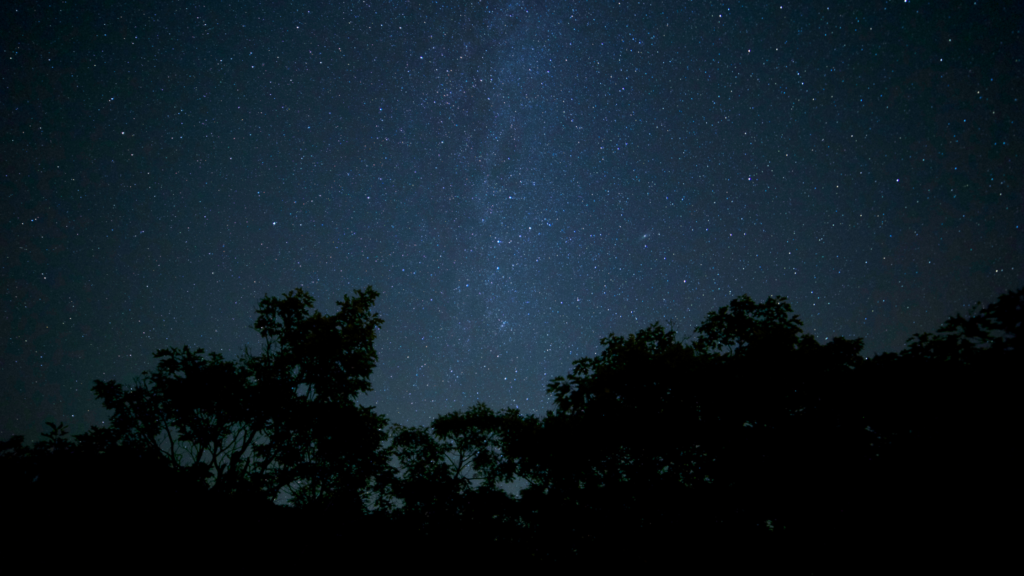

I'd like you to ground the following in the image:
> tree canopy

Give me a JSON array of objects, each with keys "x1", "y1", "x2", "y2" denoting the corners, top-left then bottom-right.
[
  {"x1": 3, "y1": 285, "x2": 1018, "y2": 563},
  {"x1": 77, "y1": 286, "x2": 389, "y2": 513}
]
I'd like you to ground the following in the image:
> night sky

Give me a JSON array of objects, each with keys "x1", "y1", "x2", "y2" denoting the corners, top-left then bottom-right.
[{"x1": 2, "y1": 1, "x2": 1022, "y2": 440}]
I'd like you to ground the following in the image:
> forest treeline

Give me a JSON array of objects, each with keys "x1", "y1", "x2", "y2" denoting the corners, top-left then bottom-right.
[{"x1": 2, "y1": 286, "x2": 1019, "y2": 563}]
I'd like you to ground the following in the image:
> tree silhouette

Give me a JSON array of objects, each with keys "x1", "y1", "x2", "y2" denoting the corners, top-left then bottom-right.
[
  {"x1": 693, "y1": 294, "x2": 806, "y2": 356},
  {"x1": 904, "y1": 287, "x2": 1022, "y2": 363},
  {"x1": 514, "y1": 293, "x2": 878, "y2": 551},
  {"x1": 247, "y1": 286, "x2": 390, "y2": 513},
  {"x1": 3, "y1": 285, "x2": 1019, "y2": 562},
  {"x1": 855, "y1": 287, "x2": 1023, "y2": 548},
  {"x1": 389, "y1": 403, "x2": 532, "y2": 553},
  {"x1": 85, "y1": 286, "x2": 390, "y2": 514}
]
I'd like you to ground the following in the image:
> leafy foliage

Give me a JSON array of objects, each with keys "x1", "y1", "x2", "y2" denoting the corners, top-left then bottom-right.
[
  {"x1": 3, "y1": 285, "x2": 1018, "y2": 559},
  {"x1": 693, "y1": 294, "x2": 804, "y2": 355},
  {"x1": 904, "y1": 287, "x2": 1022, "y2": 363},
  {"x1": 390, "y1": 403, "x2": 532, "y2": 524},
  {"x1": 87, "y1": 286, "x2": 389, "y2": 511}
]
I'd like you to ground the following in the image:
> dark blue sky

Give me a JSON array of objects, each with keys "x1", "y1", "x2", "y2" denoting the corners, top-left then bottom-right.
[{"x1": 3, "y1": 0, "x2": 1022, "y2": 439}]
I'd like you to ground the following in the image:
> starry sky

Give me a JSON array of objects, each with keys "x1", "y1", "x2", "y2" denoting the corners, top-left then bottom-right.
[{"x1": 2, "y1": 1, "x2": 1022, "y2": 439}]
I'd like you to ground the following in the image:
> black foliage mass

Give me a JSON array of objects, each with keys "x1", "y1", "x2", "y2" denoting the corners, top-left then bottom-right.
[{"x1": 2, "y1": 286, "x2": 1019, "y2": 564}]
